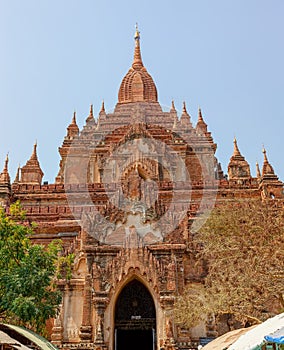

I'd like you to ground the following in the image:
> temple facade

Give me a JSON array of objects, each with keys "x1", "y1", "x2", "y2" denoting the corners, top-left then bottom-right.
[{"x1": 0, "y1": 28, "x2": 283, "y2": 350}]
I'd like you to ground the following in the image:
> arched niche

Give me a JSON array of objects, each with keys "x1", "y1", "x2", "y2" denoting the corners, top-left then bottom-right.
[{"x1": 114, "y1": 279, "x2": 156, "y2": 350}]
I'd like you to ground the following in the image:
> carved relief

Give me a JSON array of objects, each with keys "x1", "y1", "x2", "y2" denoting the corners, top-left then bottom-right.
[
  {"x1": 66, "y1": 316, "x2": 79, "y2": 341},
  {"x1": 166, "y1": 257, "x2": 176, "y2": 291}
]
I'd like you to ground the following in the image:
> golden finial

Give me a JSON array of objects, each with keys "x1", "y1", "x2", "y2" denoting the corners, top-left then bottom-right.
[
  {"x1": 135, "y1": 23, "x2": 140, "y2": 40},
  {"x1": 132, "y1": 23, "x2": 143, "y2": 69}
]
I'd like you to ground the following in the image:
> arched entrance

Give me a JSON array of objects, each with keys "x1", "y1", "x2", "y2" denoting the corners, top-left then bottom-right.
[{"x1": 114, "y1": 279, "x2": 156, "y2": 350}]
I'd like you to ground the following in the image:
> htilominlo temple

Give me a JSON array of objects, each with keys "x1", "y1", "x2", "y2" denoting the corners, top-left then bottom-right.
[{"x1": 0, "y1": 27, "x2": 283, "y2": 350}]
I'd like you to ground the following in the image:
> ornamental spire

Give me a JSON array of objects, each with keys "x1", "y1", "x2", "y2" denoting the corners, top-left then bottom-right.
[
  {"x1": 260, "y1": 147, "x2": 281, "y2": 198},
  {"x1": 100, "y1": 100, "x2": 105, "y2": 114},
  {"x1": 4, "y1": 154, "x2": 8, "y2": 172},
  {"x1": 86, "y1": 104, "x2": 95, "y2": 123},
  {"x1": 72, "y1": 111, "x2": 76, "y2": 125},
  {"x1": 67, "y1": 111, "x2": 79, "y2": 138},
  {"x1": 262, "y1": 147, "x2": 275, "y2": 176},
  {"x1": 0, "y1": 154, "x2": 10, "y2": 183},
  {"x1": 13, "y1": 164, "x2": 20, "y2": 184},
  {"x1": 256, "y1": 161, "x2": 261, "y2": 179},
  {"x1": 182, "y1": 101, "x2": 188, "y2": 114},
  {"x1": 197, "y1": 107, "x2": 206, "y2": 124},
  {"x1": 180, "y1": 101, "x2": 192, "y2": 128},
  {"x1": 262, "y1": 147, "x2": 269, "y2": 164},
  {"x1": 31, "y1": 141, "x2": 38, "y2": 161},
  {"x1": 233, "y1": 137, "x2": 242, "y2": 157},
  {"x1": 20, "y1": 143, "x2": 44, "y2": 184},
  {"x1": 228, "y1": 138, "x2": 251, "y2": 179},
  {"x1": 196, "y1": 107, "x2": 208, "y2": 135},
  {"x1": 132, "y1": 23, "x2": 143, "y2": 69},
  {"x1": 170, "y1": 100, "x2": 176, "y2": 112}
]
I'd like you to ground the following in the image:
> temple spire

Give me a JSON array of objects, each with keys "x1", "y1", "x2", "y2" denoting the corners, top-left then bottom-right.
[
  {"x1": 196, "y1": 107, "x2": 208, "y2": 135},
  {"x1": 118, "y1": 25, "x2": 158, "y2": 104},
  {"x1": 0, "y1": 154, "x2": 11, "y2": 205},
  {"x1": 198, "y1": 107, "x2": 202, "y2": 120},
  {"x1": 100, "y1": 100, "x2": 105, "y2": 114},
  {"x1": 20, "y1": 143, "x2": 44, "y2": 184},
  {"x1": 233, "y1": 137, "x2": 242, "y2": 157},
  {"x1": 170, "y1": 100, "x2": 178, "y2": 128},
  {"x1": 72, "y1": 111, "x2": 77, "y2": 124},
  {"x1": 170, "y1": 100, "x2": 176, "y2": 112},
  {"x1": 182, "y1": 101, "x2": 187, "y2": 114},
  {"x1": 13, "y1": 164, "x2": 21, "y2": 184},
  {"x1": 29, "y1": 142, "x2": 39, "y2": 163},
  {"x1": 262, "y1": 147, "x2": 269, "y2": 164},
  {"x1": 0, "y1": 154, "x2": 10, "y2": 183},
  {"x1": 67, "y1": 111, "x2": 79, "y2": 138},
  {"x1": 262, "y1": 147, "x2": 275, "y2": 176},
  {"x1": 4, "y1": 154, "x2": 8, "y2": 173},
  {"x1": 260, "y1": 147, "x2": 282, "y2": 198},
  {"x1": 256, "y1": 161, "x2": 261, "y2": 179},
  {"x1": 86, "y1": 104, "x2": 95, "y2": 123},
  {"x1": 181, "y1": 101, "x2": 190, "y2": 119},
  {"x1": 132, "y1": 23, "x2": 143, "y2": 69},
  {"x1": 180, "y1": 101, "x2": 192, "y2": 128},
  {"x1": 228, "y1": 138, "x2": 251, "y2": 180},
  {"x1": 31, "y1": 141, "x2": 38, "y2": 160}
]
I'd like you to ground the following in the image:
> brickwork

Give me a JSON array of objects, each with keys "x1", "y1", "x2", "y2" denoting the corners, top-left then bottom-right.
[{"x1": 0, "y1": 28, "x2": 283, "y2": 350}]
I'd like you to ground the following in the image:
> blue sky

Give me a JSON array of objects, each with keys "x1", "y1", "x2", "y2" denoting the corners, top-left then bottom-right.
[{"x1": 0, "y1": 0, "x2": 283, "y2": 182}]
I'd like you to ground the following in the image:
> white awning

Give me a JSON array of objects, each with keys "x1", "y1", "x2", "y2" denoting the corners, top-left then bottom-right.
[{"x1": 0, "y1": 329, "x2": 31, "y2": 350}]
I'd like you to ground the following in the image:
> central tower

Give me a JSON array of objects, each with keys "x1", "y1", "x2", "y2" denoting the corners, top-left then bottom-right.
[{"x1": 118, "y1": 25, "x2": 158, "y2": 104}]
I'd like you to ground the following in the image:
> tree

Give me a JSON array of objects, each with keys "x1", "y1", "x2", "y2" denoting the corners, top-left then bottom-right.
[
  {"x1": 175, "y1": 199, "x2": 284, "y2": 328},
  {"x1": 0, "y1": 201, "x2": 72, "y2": 333}
]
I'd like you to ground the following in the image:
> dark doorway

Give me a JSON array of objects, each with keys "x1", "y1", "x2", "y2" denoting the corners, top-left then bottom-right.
[{"x1": 114, "y1": 279, "x2": 156, "y2": 350}]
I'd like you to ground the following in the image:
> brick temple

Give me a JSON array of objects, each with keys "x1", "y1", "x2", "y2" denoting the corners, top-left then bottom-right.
[{"x1": 0, "y1": 27, "x2": 283, "y2": 350}]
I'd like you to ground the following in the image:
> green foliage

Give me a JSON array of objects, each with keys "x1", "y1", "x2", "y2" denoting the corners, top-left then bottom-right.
[
  {"x1": 0, "y1": 201, "x2": 73, "y2": 333},
  {"x1": 57, "y1": 252, "x2": 75, "y2": 280},
  {"x1": 175, "y1": 200, "x2": 284, "y2": 328}
]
